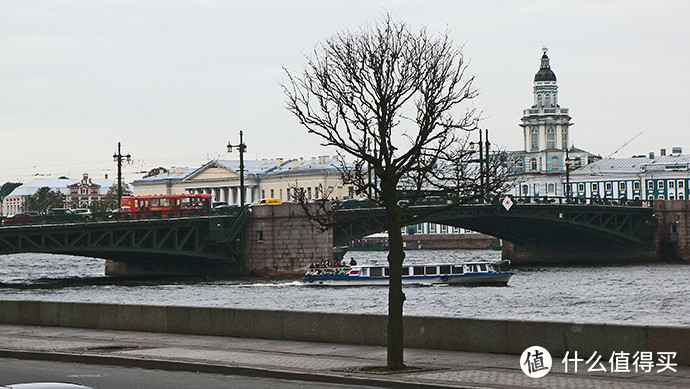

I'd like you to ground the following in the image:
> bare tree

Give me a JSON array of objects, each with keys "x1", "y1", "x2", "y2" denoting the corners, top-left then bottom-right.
[{"x1": 282, "y1": 15, "x2": 510, "y2": 370}]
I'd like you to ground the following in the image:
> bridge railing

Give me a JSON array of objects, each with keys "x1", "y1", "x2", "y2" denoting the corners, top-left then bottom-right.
[{"x1": 0, "y1": 206, "x2": 244, "y2": 228}]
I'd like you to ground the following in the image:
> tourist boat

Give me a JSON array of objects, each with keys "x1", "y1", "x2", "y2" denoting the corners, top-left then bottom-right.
[{"x1": 301, "y1": 260, "x2": 514, "y2": 286}]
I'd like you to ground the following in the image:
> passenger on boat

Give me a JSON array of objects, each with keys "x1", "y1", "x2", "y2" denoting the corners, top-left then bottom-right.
[{"x1": 349, "y1": 258, "x2": 357, "y2": 266}]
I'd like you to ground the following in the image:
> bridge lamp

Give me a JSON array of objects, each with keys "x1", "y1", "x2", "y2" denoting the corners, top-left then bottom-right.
[
  {"x1": 227, "y1": 130, "x2": 247, "y2": 207},
  {"x1": 113, "y1": 142, "x2": 131, "y2": 209}
]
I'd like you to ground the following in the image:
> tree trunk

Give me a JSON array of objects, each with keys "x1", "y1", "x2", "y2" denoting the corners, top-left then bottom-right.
[{"x1": 383, "y1": 184, "x2": 405, "y2": 370}]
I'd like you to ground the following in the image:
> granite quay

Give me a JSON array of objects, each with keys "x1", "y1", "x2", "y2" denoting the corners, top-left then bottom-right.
[{"x1": 1, "y1": 301, "x2": 687, "y2": 366}]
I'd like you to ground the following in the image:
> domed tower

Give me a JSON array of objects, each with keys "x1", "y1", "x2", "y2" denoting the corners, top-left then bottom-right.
[{"x1": 517, "y1": 47, "x2": 572, "y2": 174}]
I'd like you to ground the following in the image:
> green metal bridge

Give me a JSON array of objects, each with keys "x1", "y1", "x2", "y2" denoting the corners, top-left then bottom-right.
[
  {"x1": 0, "y1": 200, "x2": 656, "y2": 268},
  {"x1": 333, "y1": 200, "x2": 656, "y2": 251},
  {"x1": 0, "y1": 207, "x2": 248, "y2": 265}
]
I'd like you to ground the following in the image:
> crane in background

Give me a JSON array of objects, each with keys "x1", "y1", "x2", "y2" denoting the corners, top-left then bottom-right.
[{"x1": 604, "y1": 131, "x2": 643, "y2": 159}]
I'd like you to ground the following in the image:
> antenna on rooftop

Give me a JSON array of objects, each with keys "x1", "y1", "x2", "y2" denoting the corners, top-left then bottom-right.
[{"x1": 604, "y1": 131, "x2": 643, "y2": 159}]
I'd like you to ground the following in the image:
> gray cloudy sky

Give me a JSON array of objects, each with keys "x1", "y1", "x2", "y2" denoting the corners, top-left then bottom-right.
[{"x1": 1, "y1": 0, "x2": 688, "y2": 183}]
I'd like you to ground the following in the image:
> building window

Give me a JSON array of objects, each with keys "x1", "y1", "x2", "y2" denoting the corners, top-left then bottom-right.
[
  {"x1": 429, "y1": 224, "x2": 437, "y2": 234},
  {"x1": 647, "y1": 181, "x2": 654, "y2": 190},
  {"x1": 261, "y1": 190, "x2": 266, "y2": 198},
  {"x1": 679, "y1": 193, "x2": 685, "y2": 200},
  {"x1": 441, "y1": 225, "x2": 448, "y2": 234},
  {"x1": 530, "y1": 127, "x2": 539, "y2": 151},
  {"x1": 578, "y1": 183, "x2": 585, "y2": 193},
  {"x1": 669, "y1": 194, "x2": 675, "y2": 200},
  {"x1": 619, "y1": 182, "x2": 626, "y2": 192},
  {"x1": 550, "y1": 156, "x2": 558, "y2": 170},
  {"x1": 605, "y1": 182, "x2": 612, "y2": 192},
  {"x1": 678, "y1": 180, "x2": 685, "y2": 189},
  {"x1": 546, "y1": 127, "x2": 556, "y2": 149},
  {"x1": 658, "y1": 181, "x2": 665, "y2": 190},
  {"x1": 530, "y1": 158, "x2": 538, "y2": 171},
  {"x1": 592, "y1": 183, "x2": 599, "y2": 192},
  {"x1": 562, "y1": 126, "x2": 568, "y2": 150},
  {"x1": 547, "y1": 183, "x2": 555, "y2": 194},
  {"x1": 545, "y1": 94, "x2": 552, "y2": 107},
  {"x1": 633, "y1": 181, "x2": 640, "y2": 191},
  {"x1": 314, "y1": 187, "x2": 320, "y2": 198},
  {"x1": 307, "y1": 187, "x2": 312, "y2": 199},
  {"x1": 521, "y1": 184, "x2": 529, "y2": 196},
  {"x1": 348, "y1": 186, "x2": 354, "y2": 198},
  {"x1": 515, "y1": 159, "x2": 524, "y2": 173},
  {"x1": 668, "y1": 181, "x2": 675, "y2": 189},
  {"x1": 256, "y1": 231, "x2": 264, "y2": 242},
  {"x1": 270, "y1": 189, "x2": 274, "y2": 198},
  {"x1": 286, "y1": 188, "x2": 291, "y2": 201}
]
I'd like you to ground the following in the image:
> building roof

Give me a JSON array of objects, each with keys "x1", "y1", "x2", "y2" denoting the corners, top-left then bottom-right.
[
  {"x1": 6, "y1": 177, "x2": 114, "y2": 197},
  {"x1": 534, "y1": 51, "x2": 557, "y2": 82},
  {"x1": 572, "y1": 154, "x2": 690, "y2": 176},
  {"x1": 134, "y1": 157, "x2": 346, "y2": 185}
]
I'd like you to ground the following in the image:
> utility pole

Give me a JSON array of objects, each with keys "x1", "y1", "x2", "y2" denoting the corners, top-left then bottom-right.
[
  {"x1": 478, "y1": 130, "x2": 484, "y2": 198},
  {"x1": 227, "y1": 130, "x2": 247, "y2": 207},
  {"x1": 484, "y1": 129, "x2": 490, "y2": 198},
  {"x1": 113, "y1": 142, "x2": 131, "y2": 208}
]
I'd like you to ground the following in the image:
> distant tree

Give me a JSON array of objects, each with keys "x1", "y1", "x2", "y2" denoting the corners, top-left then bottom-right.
[
  {"x1": 90, "y1": 183, "x2": 133, "y2": 213},
  {"x1": 143, "y1": 167, "x2": 169, "y2": 178},
  {"x1": 0, "y1": 182, "x2": 22, "y2": 200},
  {"x1": 23, "y1": 187, "x2": 65, "y2": 213},
  {"x1": 283, "y1": 15, "x2": 510, "y2": 369}
]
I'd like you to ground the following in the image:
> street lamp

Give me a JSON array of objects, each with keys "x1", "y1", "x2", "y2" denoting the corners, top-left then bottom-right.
[
  {"x1": 469, "y1": 129, "x2": 490, "y2": 200},
  {"x1": 227, "y1": 130, "x2": 247, "y2": 207},
  {"x1": 113, "y1": 142, "x2": 131, "y2": 207}
]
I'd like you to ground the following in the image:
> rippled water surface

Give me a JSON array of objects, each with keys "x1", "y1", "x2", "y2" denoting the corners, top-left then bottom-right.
[{"x1": 0, "y1": 250, "x2": 688, "y2": 326}]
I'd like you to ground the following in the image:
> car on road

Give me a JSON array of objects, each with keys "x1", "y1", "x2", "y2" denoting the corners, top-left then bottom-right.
[
  {"x1": 46, "y1": 208, "x2": 84, "y2": 223},
  {"x1": 72, "y1": 208, "x2": 94, "y2": 221},
  {"x1": 1, "y1": 212, "x2": 40, "y2": 226}
]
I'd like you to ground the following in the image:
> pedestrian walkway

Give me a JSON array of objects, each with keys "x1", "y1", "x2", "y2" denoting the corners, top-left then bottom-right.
[{"x1": 0, "y1": 324, "x2": 687, "y2": 388}]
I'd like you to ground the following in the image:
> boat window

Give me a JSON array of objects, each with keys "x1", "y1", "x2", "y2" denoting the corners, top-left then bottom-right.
[
  {"x1": 413, "y1": 267, "x2": 424, "y2": 275},
  {"x1": 402, "y1": 267, "x2": 410, "y2": 276},
  {"x1": 425, "y1": 266, "x2": 437, "y2": 275},
  {"x1": 370, "y1": 267, "x2": 383, "y2": 277},
  {"x1": 479, "y1": 264, "x2": 488, "y2": 272},
  {"x1": 360, "y1": 268, "x2": 368, "y2": 276},
  {"x1": 452, "y1": 265, "x2": 464, "y2": 274},
  {"x1": 439, "y1": 265, "x2": 450, "y2": 274},
  {"x1": 384, "y1": 267, "x2": 390, "y2": 276}
]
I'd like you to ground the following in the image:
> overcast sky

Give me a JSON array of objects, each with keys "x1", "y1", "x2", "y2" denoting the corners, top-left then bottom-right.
[{"x1": 1, "y1": 1, "x2": 688, "y2": 183}]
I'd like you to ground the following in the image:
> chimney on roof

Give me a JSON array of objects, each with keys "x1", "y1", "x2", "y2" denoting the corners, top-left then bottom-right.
[
  {"x1": 261, "y1": 158, "x2": 268, "y2": 165},
  {"x1": 291, "y1": 160, "x2": 299, "y2": 169},
  {"x1": 276, "y1": 158, "x2": 283, "y2": 167},
  {"x1": 299, "y1": 157, "x2": 304, "y2": 164},
  {"x1": 311, "y1": 157, "x2": 317, "y2": 164},
  {"x1": 104, "y1": 174, "x2": 108, "y2": 179},
  {"x1": 672, "y1": 147, "x2": 682, "y2": 156},
  {"x1": 649, "y1": 152, "x2": 655, "y2": 160},
  {"x1": 660, "y1": 148, "x2": 666, "y2": 156}
]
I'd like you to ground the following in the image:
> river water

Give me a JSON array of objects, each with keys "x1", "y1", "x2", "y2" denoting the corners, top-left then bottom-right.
[{"x1": 0, "y1": 250, "x2": 688, "y2": 327}]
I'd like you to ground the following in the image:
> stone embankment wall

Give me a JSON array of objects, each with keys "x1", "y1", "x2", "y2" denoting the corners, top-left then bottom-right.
[
  {"x1": 243, "y1": 203, "x2": 332, "y2": 275},
  {"x1": 1, "y1": 301, "x2": 687, "y2": 365},
  {"x1": 654, "y1": 200, "x2": 690, "y2": 260}
]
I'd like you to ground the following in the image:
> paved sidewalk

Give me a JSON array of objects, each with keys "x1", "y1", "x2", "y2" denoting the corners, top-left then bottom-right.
[{"x1": 0, "y1": 324, "x2": 687, "y2": 388}]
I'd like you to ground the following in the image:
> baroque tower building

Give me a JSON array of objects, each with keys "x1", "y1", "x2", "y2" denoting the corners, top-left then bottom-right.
[{"x1": 510, "y1": 48, "x2": 597, "y2": 197}]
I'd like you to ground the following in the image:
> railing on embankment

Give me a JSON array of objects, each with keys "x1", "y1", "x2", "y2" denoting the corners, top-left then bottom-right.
[{"x1": 1, "y1": 300, "x2": 687, "y2": 365}]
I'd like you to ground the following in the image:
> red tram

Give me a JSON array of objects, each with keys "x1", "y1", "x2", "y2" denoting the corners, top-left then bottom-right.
[{"x1": 119, "y1": 193, "x2": 212, "y2": 218}]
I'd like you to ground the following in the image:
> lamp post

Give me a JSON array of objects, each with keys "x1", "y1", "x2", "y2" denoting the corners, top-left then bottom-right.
[
  {"x1": 113, "y1": 142, "x2": 131, "y2": 207},
  {"x1": 470, "y1": 129, "x2": 490, "y2": 200},
  {"x1": 227, "y1": 130, "x2": 247, "y2": 207}
]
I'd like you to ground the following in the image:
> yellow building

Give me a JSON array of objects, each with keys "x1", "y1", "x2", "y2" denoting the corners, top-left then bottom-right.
[{"x1": 132, "y1": 156, "x2": 355, "y2": 204}]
